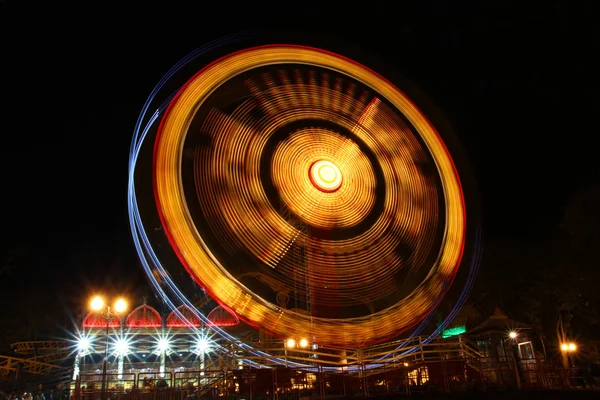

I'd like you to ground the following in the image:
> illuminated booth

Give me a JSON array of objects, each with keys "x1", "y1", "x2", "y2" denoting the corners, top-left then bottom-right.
[
  {"x1": 463, "y1": 307, "x2": 539, "y2": 360},
  {"x1": 74, "y1": 302, "x2": 240, "y2": 385}
]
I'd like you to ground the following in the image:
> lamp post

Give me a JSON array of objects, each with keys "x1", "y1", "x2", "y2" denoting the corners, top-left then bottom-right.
[{"x1": 90, "y1": 296, "x2": 127, "y2": 400}]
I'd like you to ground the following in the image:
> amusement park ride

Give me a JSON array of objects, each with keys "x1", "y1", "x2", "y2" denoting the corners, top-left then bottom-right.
[
  {"x1": 120, "y1": 35, "x2": 481, "y2": 374},
  {"x1": 3, "y1": 34, "x2": 490, "y2": 393},
  {"x1": 0, "y1": 341, "x2": 73, "y2": 378}
]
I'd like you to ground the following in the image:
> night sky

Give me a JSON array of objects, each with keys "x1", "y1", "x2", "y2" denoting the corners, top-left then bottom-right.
[{"x1": 0, "y1": 3, "x2": 596, "y2": 344}]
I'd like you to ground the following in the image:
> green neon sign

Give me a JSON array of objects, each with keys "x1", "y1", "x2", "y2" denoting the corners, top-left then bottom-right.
[{"x1": 441, "y1": 325, "x2": 466, "y2": 338}]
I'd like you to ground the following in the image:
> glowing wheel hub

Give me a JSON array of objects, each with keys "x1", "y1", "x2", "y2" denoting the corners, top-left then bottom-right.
[{"x1": 309, "y1": 160, "x2": 342, "y2": 192}]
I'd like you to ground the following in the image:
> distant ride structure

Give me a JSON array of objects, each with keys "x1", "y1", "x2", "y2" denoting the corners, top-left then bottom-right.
[{"x1": 0, "y1": 341, "x2": 72, "y2": 379}]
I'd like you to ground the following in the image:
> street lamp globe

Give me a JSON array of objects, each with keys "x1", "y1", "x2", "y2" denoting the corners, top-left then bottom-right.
[
  {"x1": 114, "y1": 298, "x2": 128, "y2": 313},
  {"x1": 91, "y1": 296, "x2": 105, "y2": 311}
]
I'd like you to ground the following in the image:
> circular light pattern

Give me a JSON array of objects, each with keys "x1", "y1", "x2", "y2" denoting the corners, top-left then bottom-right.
[
  {"x1": 310, "y1": 160, "x2": 343, "y2": 192},
  {"x1": 269, "y1": 127, "x2": 376, "y2": 230},
  {"x1": 151, "y1": 45, "x2": 467, "y2": 347}
]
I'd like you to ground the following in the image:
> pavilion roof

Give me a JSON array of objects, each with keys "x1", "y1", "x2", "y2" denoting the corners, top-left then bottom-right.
[{"x1": 464, "y1": 307, "x2": 535, "y2": 337}]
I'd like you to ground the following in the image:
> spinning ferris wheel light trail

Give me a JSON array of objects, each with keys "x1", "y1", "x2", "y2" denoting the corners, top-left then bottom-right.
[{"x1": 128, "y1": 34, "x2": 482, "y2": 366}]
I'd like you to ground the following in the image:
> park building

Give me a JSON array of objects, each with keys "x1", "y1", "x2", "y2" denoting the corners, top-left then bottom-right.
[
  {"x1": 0, "y1": 301, "x2": 577, "y2": 398},
  {"x1": 74, "y1": 303, "x2": 243, "y2": 384},
  {"x1": 66, "y1": 300, "x2": 575, "y2": 399}
]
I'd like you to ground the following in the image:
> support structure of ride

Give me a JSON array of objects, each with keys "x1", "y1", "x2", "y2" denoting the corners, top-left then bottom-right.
[{"x1": 0, "y1": 341, "x2": 72, "y2": 378}]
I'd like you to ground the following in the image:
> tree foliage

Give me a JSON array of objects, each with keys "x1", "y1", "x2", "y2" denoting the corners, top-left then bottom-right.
[{"x1": 471, "y1": 182, "x2": 600, "y2": 363}]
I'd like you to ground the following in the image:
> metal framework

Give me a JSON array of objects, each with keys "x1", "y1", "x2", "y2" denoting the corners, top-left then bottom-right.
[
  {"x1": 71, "y1": 334, "x2": 573, "y2": 399},
  {"x1": 0, "y1": 341, "x2": 72, "y2": 377},
  {"x1": 0, "y1": 354, "x2": 68, "y2": 376},
  {"x1": 11, "y1": 341, "x2": 70, "y2": 354}
]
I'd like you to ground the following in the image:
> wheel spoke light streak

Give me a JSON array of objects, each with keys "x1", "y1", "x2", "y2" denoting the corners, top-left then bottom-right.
[{"x1": 130, "y1": 38, "x2": 476, "y2": 356}]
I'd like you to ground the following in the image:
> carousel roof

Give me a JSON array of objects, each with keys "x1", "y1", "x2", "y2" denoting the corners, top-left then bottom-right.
[
  {"x1": 166, "y1": 305, "x2": 202, "y2": 327},
  {"x1": 81, "y1": 302, "x2": 240, "y2": 329},
  {"x1": 206, "y1": 305, "x2": 239, "y2": 327},
  {"x1": 464, "y1": 307, "x2": 535, "y2": 337},
  {"x1": 82, "y1": 312, "x2": 121, "y2": 328},
  {"x1": 125, "y1": 305, "x2": 162, "y2": 328}
]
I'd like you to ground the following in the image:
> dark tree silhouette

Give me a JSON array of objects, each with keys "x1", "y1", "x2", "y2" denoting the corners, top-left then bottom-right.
[{"x1": 471, "y1": 181, "x2": 600, "y2": 363}]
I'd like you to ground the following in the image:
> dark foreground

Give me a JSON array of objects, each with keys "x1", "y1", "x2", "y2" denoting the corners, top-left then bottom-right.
[{"x1": 367, "y1": 389, "x2": 599, "y2": 399}]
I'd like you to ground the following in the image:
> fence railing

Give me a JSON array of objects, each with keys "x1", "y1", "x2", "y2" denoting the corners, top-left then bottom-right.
[{"x1": 73, "y1": 357, "x2": 573, "y2": 400}]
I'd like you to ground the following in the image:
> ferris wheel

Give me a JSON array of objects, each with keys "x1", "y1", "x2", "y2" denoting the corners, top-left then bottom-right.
[{"x1": 129, "y1": 34, "x2": 481, "y2": 359}]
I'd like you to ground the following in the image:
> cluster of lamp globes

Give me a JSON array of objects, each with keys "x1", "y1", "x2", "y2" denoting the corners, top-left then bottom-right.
[
  {"x1": 77, "y1": 296, "x2": 211, "y2": 356},
  {"x1": 90, "y1": 296, "x2": 128, "y2": 315},
  {"x1": 285, "y1": 337, "x2": 311, "y2": 349},
  {"x1": 76, "y1": 334, "x2": 211, "y2": 357},
  {"x1": 561, "y1": 342, "x2": 577, "y2": 352}
]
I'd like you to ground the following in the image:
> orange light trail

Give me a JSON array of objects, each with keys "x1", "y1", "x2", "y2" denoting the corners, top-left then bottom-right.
[{"x1": 153, "y1": 45, "x2": 466, "y2": 347}]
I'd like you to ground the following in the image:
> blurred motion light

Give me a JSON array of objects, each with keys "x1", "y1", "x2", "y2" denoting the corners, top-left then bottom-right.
[
  {"x1": 568, "y1": 342, "x2": 577, "y2": 351},
  {"x1": 299, "y1": 338, "x2": 309, "y2": 348},
  {"x1": 149, "y1": 45, "x2": 469, "y2": 347},
  {"x1": 286, "y1": 338, "x2": 296, "y2": 348}
]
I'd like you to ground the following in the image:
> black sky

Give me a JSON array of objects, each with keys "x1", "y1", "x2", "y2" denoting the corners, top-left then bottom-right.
[{"x1": 0, "y1": 2, "x2": 597, "y2": 338}]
